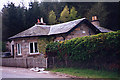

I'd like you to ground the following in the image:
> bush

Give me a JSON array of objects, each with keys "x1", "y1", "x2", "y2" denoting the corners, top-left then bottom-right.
[
  {"x1": 0, "y1": 41, "x2": 6, "y2": 52},
  {"x1": 46, "y1": 30, "x2": 120, "y2": 70}
]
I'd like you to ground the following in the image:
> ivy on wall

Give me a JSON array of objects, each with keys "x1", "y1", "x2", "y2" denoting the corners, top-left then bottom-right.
[{"x1": 38, "y1": 36, "x2": 54, "y2": 56}]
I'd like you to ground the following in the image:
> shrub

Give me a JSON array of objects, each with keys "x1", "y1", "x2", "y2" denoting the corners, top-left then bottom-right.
[
  {"x1": 46, "y1": 30, "x2": 120, "y2": 70},
  {"x1": 0, "y1": 41, "x2": 6, "y2": 52}
]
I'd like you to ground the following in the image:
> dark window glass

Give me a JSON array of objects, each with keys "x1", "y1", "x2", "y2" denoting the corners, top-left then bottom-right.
[
  {"x1": 34, "y1": 42, "x2": 38, "y2": 52},
  {"x1": 30, "y1": 43, "x2": 33, "y2": 53},
  {"x1": 12, "y1": 45, "x2": 14, "y2": 56}
]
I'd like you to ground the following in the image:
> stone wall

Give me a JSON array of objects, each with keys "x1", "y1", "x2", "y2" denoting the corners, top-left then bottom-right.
[
  {"x1": 2, "y1": 54, "x2": 47, "y2": 68},
  {"x1": 12, "y1": 37, "x2": 39, "y2": 58}
]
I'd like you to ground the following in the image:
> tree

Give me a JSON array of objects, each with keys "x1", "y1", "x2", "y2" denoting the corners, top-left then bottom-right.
[
  {"x1": 2, "y1": 2, "x2": 26, "y2": 41},
  {"x1": 69, "y1": 6, "x2": 77, "y2": 20},
  {"x1": 48, "y1": 10, "x2": 56, "y2": 24},
  {"x1": 26, "y1": 2, "x2": 41, "y2": 26},
  {"x1": 59, "y1": 5, "x2": 70, "y2": 23},
  {"x1": 86, "y1": 2, "x2": 108, "y2": 27}
]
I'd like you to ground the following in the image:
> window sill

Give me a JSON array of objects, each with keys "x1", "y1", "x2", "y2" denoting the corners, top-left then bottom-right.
[
  {"x1": 16, "y1": 55, "x2": 22, "y2": 57},
  {"x1": 28, "y1": 53, "x2": 40, "y2": 56}
]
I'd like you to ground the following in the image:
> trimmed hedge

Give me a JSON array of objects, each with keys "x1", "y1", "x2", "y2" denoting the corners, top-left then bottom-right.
[{"x1": 46, "y1": 31, "x2": 120, "y2": 70}]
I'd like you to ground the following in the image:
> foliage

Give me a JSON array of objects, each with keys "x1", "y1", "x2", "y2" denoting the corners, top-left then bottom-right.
[
  {"x1": 2, "y1": 2, "x2": 120, "y2": 41},
  {"x1": 2, "y1": 2, "x2": 26, "y2": 41},
  {"x1": 48, "y1": 10, "x2": 56, "y2": 24},
  {"x1": 51, "y1": 68, "x2": 120, "y2": 78},
  {"x1": 38, "y1": 36, "x2": 53, "y2": 57},
  {"x1": 59, "y1": 5, "x2": 70, "y2": 22},
  {"x1": 69, "y1": 6, "x2": 77, "y2": 20},
  {"x1": 46, "y1": 31, "x2": 120, "y2": 70},
  {"x1": 86, "y1": 2, "x2": 108, "y2": 27},
  {"x1": 0, "y1": 41, "x2": 6, "y2": 52}
]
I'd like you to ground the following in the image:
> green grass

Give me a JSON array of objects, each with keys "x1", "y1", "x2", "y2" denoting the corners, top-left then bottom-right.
[{"x1": 50, "y1": 68, "x2": 120, "y2": 78}]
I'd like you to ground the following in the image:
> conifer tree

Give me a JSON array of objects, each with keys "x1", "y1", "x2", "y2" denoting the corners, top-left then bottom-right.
[
  {"x1": 86, "y1": 2, "x2": 108, "y2": 27},
  {"x1": 69, "y1": 6, "x2": 77, "y2": 20},
  {"x1": 59, "y1": 5, "x2": 70, "y2": 22},
  {"x1": 48, "y1": 10, "x2": 56, "y2": 24}
]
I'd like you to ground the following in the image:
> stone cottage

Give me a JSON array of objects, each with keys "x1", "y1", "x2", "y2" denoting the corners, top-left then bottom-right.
[{"x1": 7, "y1": 16, "x2": 112, "y2": 68}]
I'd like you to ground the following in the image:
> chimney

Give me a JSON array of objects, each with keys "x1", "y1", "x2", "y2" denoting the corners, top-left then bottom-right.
[
  {"x1": 36, "y1": 17, "x2": 46, "y2": 25},
  {"x1": 41, "y1": 17, "x2": 44, "y2": 23},
  {"x1": 37, "y1": 19, "x2": 40, "y2": 24},
  {"x1": 91, "y1": 16, "x2": 100, "y2": 27}
]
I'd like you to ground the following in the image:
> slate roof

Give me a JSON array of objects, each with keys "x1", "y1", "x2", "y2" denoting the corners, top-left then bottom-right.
[
  {"x1": 48, "y1": 18, "x2": 85, "y2": 35},
  {"x1": 9, "y1": 25, "x2": 50, "y2": 39},
  {"x1": 95, "y1": 26, "x2": 112, "y2": 32},
  {"x1": 9, "y1": 18, "x2": 112, "y2": 39}
]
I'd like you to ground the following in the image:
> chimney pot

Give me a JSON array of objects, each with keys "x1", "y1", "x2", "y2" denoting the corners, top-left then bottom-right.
[
  {"x1": 92, "y1": 16, "x2": 95, "y2": 21},
  {"x1": 41, "y1": 17, "x2": 43, "y2": 23},
  {"x1": 37, "y1": 19, "x2": 40, "y2": 23},
  {"x1": 92, "y1": 16, "x2": 98, "y2": 21},
  {"x1": 91, "y1": 16, "x2": 100, "y2": 27},
  {"x1": 94, "y1": 16, "x2": 97, "y2": 20},
  {"x1": 36, "y1": 18, "x2": 46, "y2": 25}
]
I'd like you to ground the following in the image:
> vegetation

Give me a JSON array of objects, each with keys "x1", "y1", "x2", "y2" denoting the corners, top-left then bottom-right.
[
  {"x1": 2, "y1": 2, "x2": 120, "y2": 41},
  {"x1": 46, "y1": 30, "x2": 120, "y2": 71},
  {"x1": 59, "y1": 5, "x2": 70, "y2": 22},
  {"x1": 0, "y1": 41, "x2": 6, "y2": 52},
  {"x1": 38, "y1": 37, "x2": 53, "y2": 56},
  {"x1": 69, "y1": 7, "x2": 77, "y2": 20},
  {"x1": 86, "y1": 2, "x2": 108, "y2": 27},
  {"x1": 48, "y1": 10, "x2": 56, "y2": 24},
  {"x1": 50, "y1": 68, "x2": 120, "y2": 78}
]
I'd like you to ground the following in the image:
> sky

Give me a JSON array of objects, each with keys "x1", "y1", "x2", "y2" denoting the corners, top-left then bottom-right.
[{"x1": 0, "y1": 0, "x2": 42, "y2": 11}]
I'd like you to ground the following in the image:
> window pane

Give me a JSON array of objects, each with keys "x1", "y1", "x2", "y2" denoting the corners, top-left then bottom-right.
[
  {"x1": 18, "y1": 44, "x2": 20, "y2": 54},
  {"x1": 17, "y1": 44, "x2": 21, "y2": 55},
  {"x1": 30, "y1": 43, "x2": 33, "y2": 53},
  {"x1": 12, "y1": 45, "x2": 14, "y2": 56},
  {"x1": 34, "y1": 42, "x2": 38, "y2": 52}
]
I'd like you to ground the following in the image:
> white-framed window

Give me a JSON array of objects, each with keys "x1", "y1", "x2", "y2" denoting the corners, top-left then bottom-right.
[
  {"x1": 17, "y1": 44, "x2": 22, "y2": 55},
  {"x1": 29, "y1": 42, "x2": 38, "y2": 54},
  {"x1": 11, "y1": 45, "x2": 14, "y2": 56}
]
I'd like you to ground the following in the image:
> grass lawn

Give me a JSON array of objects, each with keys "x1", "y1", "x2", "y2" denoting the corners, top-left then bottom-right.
[{"x1": 50, "y1": 68, "x2": 120, "y2": 79}]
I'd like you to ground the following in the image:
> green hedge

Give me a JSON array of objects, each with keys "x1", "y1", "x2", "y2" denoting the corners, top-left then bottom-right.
[
  {"x1": 0, "y1": 41, "x2": 6, "y2": 52},
  {"x1": 46, "y1": 31, "x2": 120, "y2": 70}
]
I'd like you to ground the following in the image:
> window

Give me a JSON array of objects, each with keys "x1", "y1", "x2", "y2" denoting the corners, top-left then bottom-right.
[
  {"x1": 17, "y1": 44, "x2": 21, "y2": 55},
  {"x1": 29, "y1": 42, "x2": 38, "y2": 54},
  {"x1": 88, "y1": 29, "x2": 91, "y2": 35},
  {"x1": 11, "y1": 45, "x2": 14, "y2": 56}
]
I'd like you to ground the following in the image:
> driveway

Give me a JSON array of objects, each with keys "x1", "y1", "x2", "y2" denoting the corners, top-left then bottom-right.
[{"x1": 1, "y1": 66, "x2": 68, "y2": 78}]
